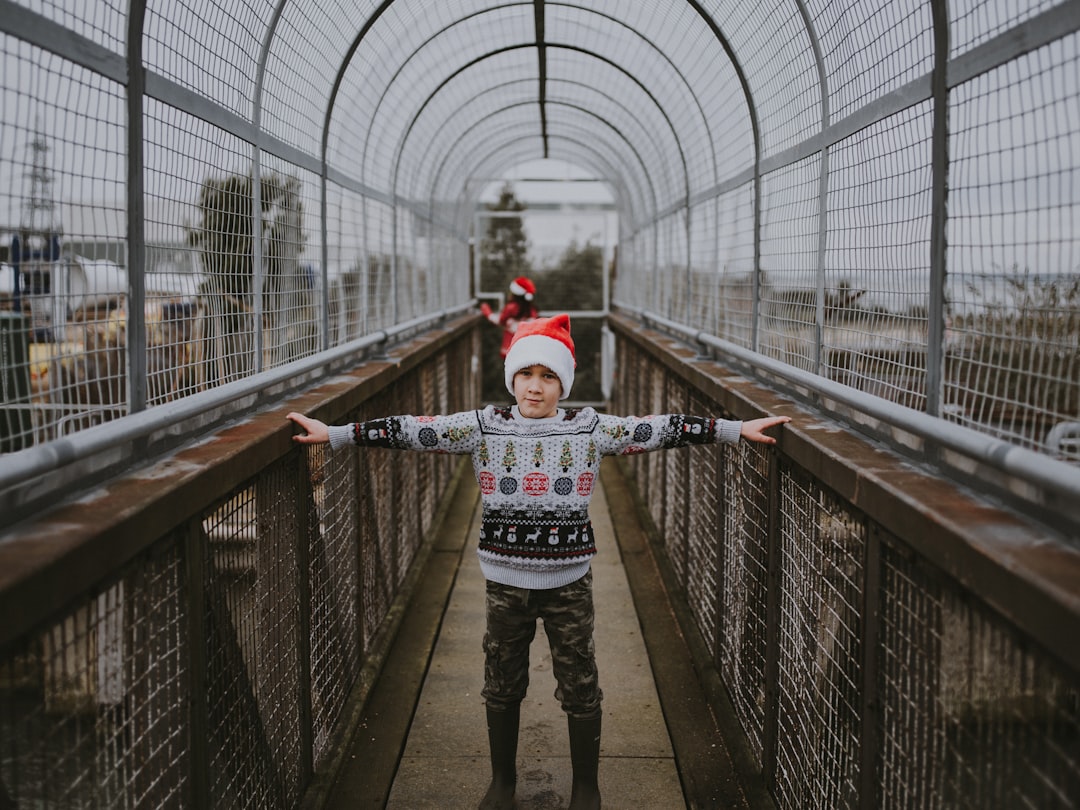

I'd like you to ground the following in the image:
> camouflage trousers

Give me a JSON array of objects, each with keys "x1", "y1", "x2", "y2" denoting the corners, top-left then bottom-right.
[{"x1": 481, "y1": 570, "x2": 603, "y2": 719}]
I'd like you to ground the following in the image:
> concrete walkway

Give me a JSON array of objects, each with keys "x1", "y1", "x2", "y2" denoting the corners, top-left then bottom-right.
[
  {"x1": 384, "y1": 473, "x2": 685, "y2": 809},
  {"x1": 324, "y1": 457, "x2": 765, "y2": 809}
]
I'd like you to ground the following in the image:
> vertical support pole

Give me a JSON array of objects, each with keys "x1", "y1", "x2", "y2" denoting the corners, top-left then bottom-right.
[
  {"x1": 648, "y1": 222, "x2": 656, "y2": 317},
  {"x1": 362, "y1": 196, "x2": 370, "y2": 335},
  {"x1": 320, "y1": 165, "x2": 331, "y2": 352},
  {"x1": 184, "y1": 520, "x2": 210, "y2": 809},
  {"x1": 354, "y1": 441, "x2": 368, "y2": 663},
  {"x1": 251, "y1": 152, "x2": 265, "y2": 373},
  {"x1": 391, "y1": 200, "x2": 399, "y2": 325},
  {"x1": 926, "y1": 0, "x2": 951, "y2": 418},
  {"x1": 750, "y1": 163, "x2": 762, "y2": 353},
  {"x1": 814, "y1": 147, "x2": 829, "y2": 376},
  {"x1": 125, "y1": 0, "x2": 148, "y2": 415},
  {"x1": 712, "y1": 441, "x2": 727, "y2": 671},
  {"x1": 762, "y1": 446, "x2": 782, "y2": 790},
  {"x1": 859, "y1": 525, "x2": 883, "y2": 809},
  {"x1": 793, "y1": 0, "x2": 831, "y2": 375},
  {"x1": 684, "y1": 206, "x2": 693, "y2": 325},
  {"x1": 295, "y1": 448, "x2": 315, "y2": 785},
  {"x1": 472, "y1": 209, "x2": 482, "y2": 299}
]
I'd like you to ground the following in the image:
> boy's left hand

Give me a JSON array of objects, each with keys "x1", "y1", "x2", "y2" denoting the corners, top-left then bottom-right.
[{"x1": 740, "y1": 415, "x2": 791, "y2": 445}]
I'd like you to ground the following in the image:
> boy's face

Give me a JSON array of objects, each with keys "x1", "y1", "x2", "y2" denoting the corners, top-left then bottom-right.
[{"x1": 513, "y1": 364, "x2": 562, "y2": 419}]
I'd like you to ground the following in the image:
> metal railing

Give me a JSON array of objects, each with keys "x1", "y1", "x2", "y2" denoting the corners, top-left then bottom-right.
[
  {"x1": 0, "y1": 304, "x2": 474, "y2": 529},
  {"x1": 608, "y1": 313, "x2": 1080, "y2": 810},
  {"x1": 615, "y1": 2, "x2": 1080, "y2": 464},
  {"x1": 2, "y1": 315, "x2": 1078, "y2": 807},
  {"x1": 0, "y1": 320, "x2": 478, "y2": 809},
  {"x1": 614, "y1": 303, "x2": 1080, "y2": 532}
]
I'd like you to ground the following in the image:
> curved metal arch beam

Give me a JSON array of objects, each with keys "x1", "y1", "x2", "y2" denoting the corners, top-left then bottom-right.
[
  {"x1": 247, "y1": 0, "x2": 290, "y2": 365},
  {"x1": 545, "y1": 0, "x2": 716, "y2": 187},
  {"x1": 318, "y1": 0, "x2": 397, "y2": 322},
  {"x1": 680, "y1": 0, "x2": 764, "y2": 341},
  {"x1": 390, "y1": 43, "x2": 685, "y2": 226},
  {"x1": 681, "y1": 1, "x2": 761, "y2": 178},
  {"x1": 450, "y1": 138, "x2": 544, "y2": 233},
  {"x1": 434, "y1": 119, "x2": 642, "y2": 231},
  {"x1": 426, "y1": 99, "x2": 655, "y2": 229},
  {"x1": 428, "y1": 125, "x2": 645, "y2": 231},
  {"x1": 355, "y1": 2, "x2": 534, "y2": 201},
  {"x1": 437, "y1": 134, "x2": 633, "y2": 247},
  {"x1": 456, "y1": 136, "x2": 633, "y2": 227},
  {"x1": 787, "y1": 0, "x2": 831, "y2": 372},
  {"x1": 252, "y1": 0, "x2": 289, "y2": 128},
  {"x1": 343, "y1": 2, "x2": 708, "y2": 212},
  {"x1": 416, "y1": 76, "x2": 674, "y2": 217},
  {"x1": 436, "y1": 108, "x2": 648, "y2": 228},
  {"x1": 448, "y1": 131, "x2": 640, "y2": 231},
  {"x1": 414, "y1": 76, "x2": 673, "y2": 210}
]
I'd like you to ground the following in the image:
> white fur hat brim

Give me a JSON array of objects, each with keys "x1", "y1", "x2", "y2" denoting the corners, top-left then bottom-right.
[
  {"x1": 504, "y1": 334, "x2": 575, "y2": 400},
  {"x1": 508, "y1": 279, "x2": 533, "y2": 300}
]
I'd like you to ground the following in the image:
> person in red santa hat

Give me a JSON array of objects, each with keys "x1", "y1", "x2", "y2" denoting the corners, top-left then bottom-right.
[
  {"x1": 480, "y1": 276, "x2": 539, "y2": 358},
  {"x1": 286, "y1": 314, "x2": 790, "y2": 810}
]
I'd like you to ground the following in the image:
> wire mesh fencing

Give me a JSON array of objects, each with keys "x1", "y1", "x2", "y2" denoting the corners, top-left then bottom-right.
[
  {"x1": 614, "y1": 3, "x2": 1079, "y2": 464},
  {"x1": 2, "y1": 0, "x2": 1075, "y2": 466},
  {"x1": 610, "y1": 326, "x2": 1080, "y2": 810},
  {"x1": 0, "y1": 328, "x2": 473, "y2": 809},
  {"x1": 0, "y1": 3, "x2": 472, "y2": 457}
]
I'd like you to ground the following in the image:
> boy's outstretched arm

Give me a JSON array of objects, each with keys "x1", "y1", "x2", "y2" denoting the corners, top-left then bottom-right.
[
  {"x1": 739, "y1": 415, "x2": 791, "y2": 445},
  {"x1": 287, "y1": 412, "x2": 330, "y2": 445}
]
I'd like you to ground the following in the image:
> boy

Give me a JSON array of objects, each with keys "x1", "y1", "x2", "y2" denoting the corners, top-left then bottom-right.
[{"x1": 287, "y1": 313, "x2": 790, "y2": 810}]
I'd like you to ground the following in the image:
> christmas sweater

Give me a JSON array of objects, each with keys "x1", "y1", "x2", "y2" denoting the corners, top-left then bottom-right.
[{"x1": 328, "y1": 405, "x2": 742, "y2": 590}]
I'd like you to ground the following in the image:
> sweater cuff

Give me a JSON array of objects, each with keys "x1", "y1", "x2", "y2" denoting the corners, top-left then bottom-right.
[
  {"x1": 327, "y1": 424, "x2": 355, "y2": 451},
  {"x1": 717, "y1": 419, "x2": 742, "y2": 444}
]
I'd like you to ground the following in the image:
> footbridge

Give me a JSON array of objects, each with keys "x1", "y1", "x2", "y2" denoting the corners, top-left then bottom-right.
[{"x1": 1, "y1": 2, "x2": 1079, "y2": 808}]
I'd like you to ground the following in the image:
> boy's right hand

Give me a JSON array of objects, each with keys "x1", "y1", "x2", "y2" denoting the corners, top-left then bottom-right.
[{"x1": 287, "y1": 412, "x2": 330, "y2": 445}]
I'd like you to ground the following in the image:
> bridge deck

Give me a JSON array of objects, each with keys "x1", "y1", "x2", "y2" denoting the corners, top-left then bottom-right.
[{"x1": 323, "y1": 458, "x2": 761, "y2": 809}]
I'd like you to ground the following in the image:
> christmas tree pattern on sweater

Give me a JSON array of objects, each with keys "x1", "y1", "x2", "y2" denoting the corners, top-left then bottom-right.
[{"x1": 332, "y1": 405, "x2": 741, "y2": 589}]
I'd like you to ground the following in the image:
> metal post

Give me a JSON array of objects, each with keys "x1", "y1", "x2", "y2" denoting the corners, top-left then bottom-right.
[
  {"x1": 762, "y1": 446, "x2": 782, "y2": 790},
  {"x1": 295, "y1": 451, "x2": 315, "y2": 785},
  {"x1": 125, "y1": 0, "x2": 147, "y2": 414},
  {"x1": 926, "y1": 0, "x2": 951, "y2": 418},
  {"x1": 859, "y1": 525, "x2": 883, "y2": 809},
  {"x1": 183, "y1": 520, "x2": 210, "y2": 809},
  {"x1": 251, "y1": 154, "x2": 264, "y2": 373}
]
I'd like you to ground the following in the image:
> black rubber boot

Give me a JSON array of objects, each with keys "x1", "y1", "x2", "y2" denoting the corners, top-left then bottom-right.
[
  {"x1": 567, "y1": 713, "x2": 602, "y2": 810},
  {"x1": 479, "y1": 703, "x2": 520, "y2": 810}
]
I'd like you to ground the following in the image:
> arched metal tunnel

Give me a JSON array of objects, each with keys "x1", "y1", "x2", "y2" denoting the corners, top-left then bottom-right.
[{"x1": 1, "y1": 2, "x2": 1079, "y2": 809}]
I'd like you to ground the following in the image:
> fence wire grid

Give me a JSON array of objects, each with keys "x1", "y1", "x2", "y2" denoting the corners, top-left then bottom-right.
[
  {"x1": 0, "y1": 0, "x2": 1077, "y2": 464},
  {"x1": 2, "y1": 2, "x2": 1080, "y2": 809},
  {"x1": 611, "y1": 332, "x2": 1080, "y2": 810}
]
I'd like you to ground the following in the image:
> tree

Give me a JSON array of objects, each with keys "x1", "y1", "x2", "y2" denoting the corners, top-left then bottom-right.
[
  {"x1": 479, "y1": 183, "x2": 532, "y2": 294},
  {"x1": 187, "y1": 171, "x2": 308, "y2": 386},
  {"x1": 537, "y1": 239, "x2": 604, "y2": 311},
  {"x1": 478, "y1": 183, "x2": 534, "y2": 402}
]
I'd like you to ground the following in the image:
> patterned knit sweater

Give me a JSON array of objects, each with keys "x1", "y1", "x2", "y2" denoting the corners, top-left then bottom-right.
[{"x1": 328, "y1": 405, "x2": 742, "y2": 590}]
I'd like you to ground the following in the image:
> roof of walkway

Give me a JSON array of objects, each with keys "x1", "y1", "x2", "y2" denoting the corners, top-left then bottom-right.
[{"x1": 126, "y1": 0, "x2": 952, "y2": 232}]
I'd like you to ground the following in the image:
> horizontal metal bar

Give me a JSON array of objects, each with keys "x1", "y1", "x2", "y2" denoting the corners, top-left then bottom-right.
[
  {"x1": 0, "y1": 305, "x2": 474, "y2": 495},
  {"x1": 614, "y1": 303, "x2": 1080, "y2": 505},
  {"x1": 948, "y1": 0, "x2": 1080, "y2": 89},
  {"x1": 0, "y1": 0, "x2": 127, "y2": 83}
]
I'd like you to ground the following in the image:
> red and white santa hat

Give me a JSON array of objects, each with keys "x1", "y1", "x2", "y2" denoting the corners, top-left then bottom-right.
[
  {"x1": 504, "y1": 313, "x2": 576, "y2": 400},
  {"x1": 508, "y1": 276, "x2": 535, "y2": 300}
]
